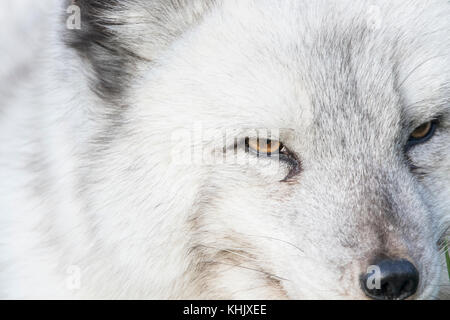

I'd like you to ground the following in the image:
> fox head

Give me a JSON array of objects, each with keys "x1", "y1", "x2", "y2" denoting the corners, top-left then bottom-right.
[{"x1": 64, "y1": 0, "x2": 450, "y2": 299}]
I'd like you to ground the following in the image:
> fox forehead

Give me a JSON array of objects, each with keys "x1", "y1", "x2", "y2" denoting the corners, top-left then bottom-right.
[{"x1": 136, "y1": 0, "x2": 449, "y2": 135}]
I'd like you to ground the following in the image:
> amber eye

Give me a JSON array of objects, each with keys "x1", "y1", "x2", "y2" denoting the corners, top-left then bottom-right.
[
  {"x1": 411, "y1": 122, "x2": 433, "y2": 139},
  {"x1": 246, "y1": 137, "x2": 282, "y2": 156},
  {"x1": 407, "y1": 121, "x2": 437, "y2": 147}
]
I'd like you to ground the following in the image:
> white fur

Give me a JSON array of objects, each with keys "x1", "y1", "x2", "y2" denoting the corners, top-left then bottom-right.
[{"x1": 0, "y1": 0, "x2": 449, "y2": 299}]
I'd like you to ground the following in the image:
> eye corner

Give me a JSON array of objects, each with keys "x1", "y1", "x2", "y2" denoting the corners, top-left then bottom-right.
[{"x1": 244, "y1": 137, "x2": 302, "y2": 179}]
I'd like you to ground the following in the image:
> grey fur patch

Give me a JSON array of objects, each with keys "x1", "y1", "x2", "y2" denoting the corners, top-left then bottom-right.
[{"x1": 64, "y1": 0, "x2": 218, "y2": 101}]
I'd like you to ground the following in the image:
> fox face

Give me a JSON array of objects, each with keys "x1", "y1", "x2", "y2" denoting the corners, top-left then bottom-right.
[
  {"x1": 1, "y1": 0, "x2": 449, "y2": 299},
  {"x1": 70, "y1": 0, "x2": 450, "y2": 299}
]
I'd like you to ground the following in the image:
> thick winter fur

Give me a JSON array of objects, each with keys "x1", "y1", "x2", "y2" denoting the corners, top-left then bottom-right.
[{"x1": 0, "y1": 0, "x2": 449, "y2": 299}]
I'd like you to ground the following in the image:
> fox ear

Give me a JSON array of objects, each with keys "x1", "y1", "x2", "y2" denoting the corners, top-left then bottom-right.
[{"x1": 65, "y1": 0, "x2": 216, "y2": 99}]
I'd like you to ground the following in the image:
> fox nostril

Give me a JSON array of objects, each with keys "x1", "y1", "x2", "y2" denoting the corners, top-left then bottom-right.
[{"x1": 360, "y1": 259, "x2": 419, "y2": 300}]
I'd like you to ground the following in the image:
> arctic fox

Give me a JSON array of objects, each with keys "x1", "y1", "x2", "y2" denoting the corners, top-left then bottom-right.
[{"x1": 0, "y1": 0, "x2": 449, "y2": 299}]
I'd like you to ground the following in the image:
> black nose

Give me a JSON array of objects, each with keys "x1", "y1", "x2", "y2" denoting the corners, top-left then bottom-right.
[{"x1": 360, "y1": 259, "x2": 419, "y2": 300}]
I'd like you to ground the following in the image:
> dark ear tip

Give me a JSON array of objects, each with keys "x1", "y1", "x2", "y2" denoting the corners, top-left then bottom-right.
[
  {"x1": 63, "y1": 0, "x2": 137, "y2": 100},
  {"x1": 63, "y1": 0, "x2": 216, "y2": 100}
]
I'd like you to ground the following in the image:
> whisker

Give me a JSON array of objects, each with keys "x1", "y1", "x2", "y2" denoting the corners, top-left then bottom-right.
[
  {"x1": 197, "y1": 244, "x2": 259, "y2": 262},
  {"x1": 235, "y1": 231, "x2": 350, "y2": 268},
  {"x1": 397, "y1": 53, "x2": 449, "y2": 89},
  {"x1": 232, "y1": 283, "x2": 287, "y2": 296},
  {"x1": 205, "y1": 260, "x2": 290, "y2": 282},
  {"x1": 235, "y1": 232, "x2": 305, "y2": 254}
]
